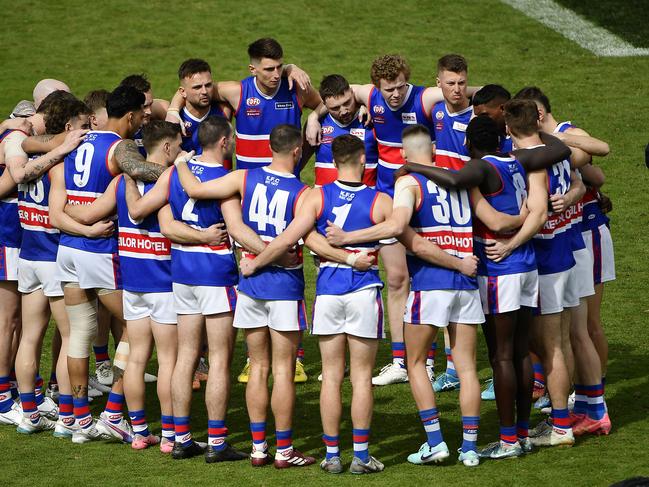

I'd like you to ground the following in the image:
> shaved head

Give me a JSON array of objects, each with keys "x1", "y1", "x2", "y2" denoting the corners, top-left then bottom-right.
[
  {"x1": 402, "y1": 124, "x2": 433, "y2": 158},
  {"x1": 33, "y1": 79, "x2": 71, "y2": 109}
]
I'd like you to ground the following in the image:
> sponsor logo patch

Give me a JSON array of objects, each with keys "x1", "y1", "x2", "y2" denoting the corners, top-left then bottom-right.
[
  {"x1": 402, "y1": 112, "x2": 417, "y2": 124},
  {"x1": 350, "y1": 128, "x2": 365, "y2": 140},
  {"x1": 246, "y1": 108, "x2": 261, "y2": 117},
  {"x1": 453, "y1": 121, "x2": 468, "y2": 132},
  {"x1": 275, "y1": 101, "x2": 294, "y2": 110}
]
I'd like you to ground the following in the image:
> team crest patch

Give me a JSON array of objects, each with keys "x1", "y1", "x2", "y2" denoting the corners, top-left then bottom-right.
[
  {"x1": 436, "y1": 110, "x2": 444, "y2": 120},
  {"x1": 373, "y1": 105, "x2": 385, "y2": 114},
  {"x1": 322, "y1": 125, "x2": 334, "y2": 135},
  {"x1": 247, "y1": 97, "x2": 261, "y2": 106}
]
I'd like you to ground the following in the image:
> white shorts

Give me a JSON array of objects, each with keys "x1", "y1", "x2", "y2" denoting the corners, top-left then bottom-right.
[
  {"x1": 233, "y1": 291, "x2": 308, "y2": 332},
  {"x1": 18, "y1": 258, "x2": 63, "y2": 297},
  {"x1": 582, "y1": 224, "x2": 615, "y2": 285},
  {"x1": 477, "y1": 270, "x2": 538, "y2": 315},
  {"x1": 537, "y1": 268, "x2": 579, "y2": 315},
  {"x1": 123, "y1": 290, "x2": 176, "y2": 324},
  {"x1": 55, "y1": 246, "x2": 121, "y2": 290},
  {"x1": 0, "y1": 246, "x2": 19, "y2": 281},
  {"x1": 404, "y1": 289, "x2": 484, "y2": 327},
  {"x1": 312, "y1": 287, "x2": 385, "y2": 339},
  {"x1": 568, "y1": 248, "x2": 595, "y2": 299},
  {"x1": 173, "y1": 283, "x2": 237, "y2": 316}
]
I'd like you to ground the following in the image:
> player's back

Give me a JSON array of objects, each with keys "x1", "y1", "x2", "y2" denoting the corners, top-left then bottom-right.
[
  {"x1": 432, "y1": 101, "x2": 472, "y2": 170},
  {"x1": 60, "y1": 130, "x2": 121, "y2": 253},
  {"x1": 239, "y1": 166, "x2": 307, "y2": 299},
  {"x1": 407, "y1": 172, "x2": 476, "y2": 291},
  {"x1": 116, "y1": 176, "x2": 171, "y2": 293},
  {"x1": 314, "y1": 114, "x2": 378, "y2": 187},
  {"x1": 314, "y1": 181, "x2": 382, "y2": 295},
  {"x1": 167, "y1": 158, "x2": 238, "y2": 287},
  {"x1": 234, "y1": 77, "x2": 302, "y2": 170},
  {"x1": 473, "y1": 154, "x2": 536, "y2": 276}
]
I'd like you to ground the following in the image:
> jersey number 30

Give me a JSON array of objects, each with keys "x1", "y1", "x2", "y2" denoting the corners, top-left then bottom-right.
[{"x1": 249, "y1": 184, "x2": 290, "y2": 233}]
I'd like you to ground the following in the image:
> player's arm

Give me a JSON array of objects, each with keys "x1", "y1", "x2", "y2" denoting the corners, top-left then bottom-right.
[
  {"x1": 0, "y1": 169, "x2": 17, "y2": 199},
  {"x1": 471, "y1": 187, "x2": 527, "y2": 233},
  {"x1": 21, "y1": 132, "x2": 65, "y2": 154},
  {"x1": 420, "y1": 85, "x2": 483, "y2": 116},
  {"x1": 1, "y1": 118, "x2": 32, "y2": 134},
  {"x1": 6, "y1": 130, "x2": 86, "y2": 184},
  {"x1": 124, "y1": 167, "x2": 173, "y2": 220},
  {"x1": 579, "y1": 163, "x2": 605, "y2": 189},
  {"x1": 65, "y1": 176, "x2": 118, "y2": 224},
  {"x1": 326, "y1": 189, "x2": 411, "y2": 245},
  {"x1": 485, "y1": 170, "x2": 548, "y2": 262},
  {"x1": 282, "y1": 64, "x2": 312, "y2": 91},
  {"x1": 151, "y1": 99, "x2": 170, "y2": 120},
  {"x1": 401, "y1": 159, "x2": 489, "y2": 189},
  {"x1": 220, "y1": 196, "x2": 267, "y2": 255},
  {"x1": 157, "y1": 203, "x2": 225, "y2": 245},
  {"x1": 175, "y1": 159, "x2": 243, "y2": 200},
  {"x1": 514, "y1": 134, "x2": 572, "y2": 172},
  {"x1": 112, "y1": 139, "x2": 166, "y2": 182},
  {"x1": 48, "y1": 164, "x2": 114, "y2": 238},
  {"x1": 555, "y1": 127, "x2": 610, "y2": 157},
  {"x1": 549, "y1": 170, "x2": 586, "y2": 214}
]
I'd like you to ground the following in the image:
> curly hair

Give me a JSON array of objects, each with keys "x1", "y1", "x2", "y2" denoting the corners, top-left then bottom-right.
[
  {"x1": 370, "y1": 54, "x2": 411, "y2": 86},
  {"x1": 45, "y1": 98, "x2": 92, "y2": 134}
]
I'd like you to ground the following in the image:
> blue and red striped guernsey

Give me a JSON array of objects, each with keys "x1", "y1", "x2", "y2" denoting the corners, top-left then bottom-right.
[
  {"x1": 0, "y1": 130, "x2": 24, "y2": 249},
  {"x1": 314, "y1": 181, "x2": 382, "y2": 295},
  {"x1": 432, "y1": 101, "x2": 472, "y2": 170},
  {"x1": 115, "y1": 176, "x2": 172, "y2": 293},
  {"x1": 167, "y1": 160, "x2": 238, "y2": 287},
  {"x1": 314, "y1": 113, "x2": 378, "y2": 187},
  {"x1": 406, "y1": 173, "x2": 477, "y2": 291},
  {"x1": 239, "y1": 167, "x2": 307, "y2": 300},
  {"x1": 179, "y1": 104, "x2": 227, "y2": 155},
  {"x1": 60, "y1": 131, "x2": 121, "y2": 254},
  {"x1": 234, "y1": 77, "x2": 302, "y2": 169},
  {"x1": 473, "y1": 154, "x2": 536, "y2": 277},
  {"x1": 18, "y1": 166, "x2": 59, "y2": 262},
  {"x1": 368, "y1": 85, "x2": 434, "y2": 196}
]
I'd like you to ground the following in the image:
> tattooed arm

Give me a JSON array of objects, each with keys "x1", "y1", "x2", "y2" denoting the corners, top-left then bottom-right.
[
  {"x1": 112, "y1": 139, "x2": 165, "y2": 182},
  {"x1": 21, "y1": 132, "x2": 63, "y2": 154}
]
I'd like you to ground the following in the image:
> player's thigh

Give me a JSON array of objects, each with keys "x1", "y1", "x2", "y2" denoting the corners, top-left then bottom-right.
[
  {"x1": 151, "y1": 320, "x2": 178, "y2": 365},
  {"x1": 379, "y1": 242, "x2": 408, "y2": 288},
  {"x1": 245, "y1": 327, "x2": 271, "y2": 366},
  {"x1": 347, "y1": 335, "x2": 379, "y2": 378},
  {"x1": 319, "y1": 334, "x2": 347, "y2": 378},
  {"x1": 126, "y1": 317, "x2": 154, "y2": 360}
]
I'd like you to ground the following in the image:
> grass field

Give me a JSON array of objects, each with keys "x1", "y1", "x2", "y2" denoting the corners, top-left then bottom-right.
[{"x1": 2, "y1": 1, "x2": 649, "y2": 486}]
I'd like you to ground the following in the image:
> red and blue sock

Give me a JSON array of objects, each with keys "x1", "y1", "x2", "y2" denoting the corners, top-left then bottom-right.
[
  {"x1": 9, "y1": 369, "x2": 18, "y2": 399},
  {"x1": 250, "y1": 422, "x2": 267, "y2": 450},
  {"x1": 59, "y1": 394, "x2": 74, "y2": 426},
  {"x1": 208, "y1": 419, "x2": 228, "y2": 450},
  {"x1": 585, "y1": 383, "x2": 605, "y2": 420},
  {"x1": 161, "y1": 415, "x2": 174, "y2": 441},
  {"x1": 444, "y1": 348, "x2": 457, "y2": 378},
  {"x1": 573, "y1": 384, "x2": 588, "y2": 415},
  {"x1": 73, "y1": 396, "x2": 92, "y2": 430},
  {"x1": 276, "y1": 429, "x2": 293, "y2": 453},
  {"x1": 34, "y1": 375, "x2": 44, "y2": 406},
  {"x1": 533, "y1": 361, "x2": 545, "y2": 389},
  {"x1": 174, "y1": 416, "x2": 192, "y2": 446},
  {"x1": 419, "y1": 408, "x2": 443, "y2": 447},
  {"x1": 296, "y1": 339, "x2": 305, "y2": 362},
  {"x1": 352, "y1": 428, "x2": 370, "y2": 462},
  {"x1": 0, "y1": 376, "x2": 13, "y2": 412},
  {"x1": 500, "y1": 425, "x2": 517, "y2": 445},
  {"x1": 48, "y1": 371, "x2": 58, "y2": 388},
  {"x1": 516, "y1": 420, "x2": 529, "y2": 441},
  {"x1": 104, "y1": 391, "x2": 124, "y2": 424},
  {"x1": 552, "y1": 408, "x2": 571, "y2": 432},
  {"x1": 391, "y1": 342, "x2": 406, "y2": 368},
  {"x1": 128, "y1": 409, "x2": 149, "y2": 437},
  {"x1": 427, "y1": 343, "x2": 437, "y2": 368},
  {"x1": 20, "y1": 392, "x2": 39, "y2": 424},
  {"x1": 461, "y1": 416, "x2": 479, "y2": 452},
  {"x1": 323, "y1": 434, "x2": 339, "y2": 460},
  {"x1": 94, "y1": 344, "x2": 110, "y2": 366}
]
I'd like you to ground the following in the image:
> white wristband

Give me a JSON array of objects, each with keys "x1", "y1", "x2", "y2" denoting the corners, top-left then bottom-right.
[{"x1": 346, "y1": 252, "x2": 359, "y2": 266}]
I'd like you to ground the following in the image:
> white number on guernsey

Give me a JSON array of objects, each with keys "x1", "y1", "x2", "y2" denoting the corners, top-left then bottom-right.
[
  {"x1": 181, "y1": 198, "x2": 199, "y2": 222},
  {"x1": 331, "y1": 203, "x2": 352, "y2": 227},
  {"x1": 73, "y1": 143, "x2": 94, "y2": 188},
  {"x1": 426, "y1": 181, "x2": 471, "y2": 225},
  {"x1": 249, "y1": 184, "x2": 289, "y2": 233},
  {"x1": 19, "y1": 179, "x2": 45, "y2": 204},
  {"x1": 552, "y1": 160, "x2": 571, "y2": 195},
  {"x1": 512, "y1": 172, "x2": 528, "y2": 209}
]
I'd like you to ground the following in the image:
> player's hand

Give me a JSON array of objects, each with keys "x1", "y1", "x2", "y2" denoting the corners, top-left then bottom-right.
[
  {"x1": 358, "y1": 105, "x2": 372, "y2": 126},
  {"x1": 201, "y1": 223, "x2": 228, "y2": 246},
  {"x1": 174, "y1": 150, "x2": 194, "y2": 166},
  {"x1": 5, "y1": 117, "x2": 33, "y2": 133},
  {"x1": 239, "y1": 257, "x2": 257, "y2": 277},
  {"x1": 549, "y1": 193, "x2": 567, "y2": 213},
  {"x1": 286, "y1": 65, "x2": 311, "y2": 91},
  {"x1": 305, "y1": 113, "x2": 322, "y2": 146},
  {"x1": 394, "y1": 165, "x2": 411, "y2": 181},
  {"x1": 598, "y1": 191, "x2": 613, "y2": 213},
  {"x1": 484, "y1": 238, "x2": 513, "y2": 263},
  {"x1": 457, "y1": 255, "x2": 478, "y2": 277},
  {"x1": 86, "y1": 220, "x2": 114, "y2": 238},
  {"x1": 351, "y1": 252, "x2": 375, "y2": 271},
  {"x1": 58, "y1": 129, "x2": 89, "y2": 155},
  {"x1": 277, "y1": 247, "x2": 300, "y2": 268},
  {"x1": 325, "y1": 220, "x2": 348, "y2": 247}
]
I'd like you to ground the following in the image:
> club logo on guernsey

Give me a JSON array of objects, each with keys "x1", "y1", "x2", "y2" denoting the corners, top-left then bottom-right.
[
  {"x1": 436, "y1": 110, "x2": 444, "y2": 120},
  {"x1": 265, "y1": 175, "x2": 280, "y2": 186},
  {"x1": 373, "y1": 105, "x2": 385, "y2": 114},
  {"x1": 247, "y1": 97, "x2": 261, "y2": 106},
  {"x1": 322, "y1": 125, "x2": 334, "y2": 135},
  {"x1": 350, "y1": 128, "x2": 365, "y2": 139},
  {"x1": 339, "y1": 191, "x2": 356, "y2": 202},
  {"x1": 275, "y1": 101, "x2": 294, "y2": 110},
  {"x1": 402, "y1": 112, "x2": 417, "y2": 124}
]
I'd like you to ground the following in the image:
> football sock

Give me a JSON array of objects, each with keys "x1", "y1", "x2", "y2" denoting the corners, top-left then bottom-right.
[
  {"x1": 276, "y1": 429, "x2": 293, "y2": 454},
  {"x1": 0, "y1": 376, "x2": 12, "y2": 412},
  {"x1": 323, "y1": 434, "x2": 340, "y2": 460},
  {"x1": 419, "y1": 408, "x2": 443, "y2": 447},
  {"x1": 516, "y1": 420, "x2": 529, "y2": 440},
  {"x1": 93, "y1": 344, "x2": 110, "y2": 366},
  {"x1": 552, "y1": 408, "x2": 571, "y2": 432},
  {"x1": 500, "y1": 425, "x2": 517, "y2": 445},
  {"x1": 174, "y1": 416, "x2": 192, "y2": 446},
  {"x1": 129, "y1": 409, "x2": 149, "y2": 436},
  {"x1": 20, "y1": 391, "x2": 39, "y2": 424},
  {"x1": 533, "y1": 361, "x2": 545, "y2": 389},
  {"x1": 585, "y1": 383, "x2": 605, "y2": 420},
  {"x1": 427, "y1": 342, "x2": 437, "y2": 368},
  {"x1": 73, "y1": 396, "x2": 92, "y2": 430},
  {"x1": 573, "y1": 384, "x2": 588, "y2": 415},
  {"x1": 104, "y1": 391, "x2": 124, "y2": 424},
  {"x1": 250, "y1": 421, "x2": 267, "y2": 451},
  {"x1": 59, "y1": 394, "x2": 74, "y2": 426},
  {"x1": 34, "y1": 375, "x2": 44, "y2": 406},
  {"x1": 208, "y1": 419, "x2": 228, "y2": 451},
  {"x1": 461, "y1": 416, "x2": 479, "y2": 452},
  {"x1": 391, "y1": 342, "x2": 406, "y2": 368},
  {"x1": 352, "y1": 428, "x2": 370, "y2": 462},
  {"x1": 161, "y1": 415, "x2": 175, "y2": 441},
  {"x1": 445, "y1": 348, "x2": 457, "y2": 378}
]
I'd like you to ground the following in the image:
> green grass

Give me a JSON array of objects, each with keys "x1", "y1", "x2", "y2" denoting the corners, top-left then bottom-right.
[{"x1": 2, "y1": 1, "x2": 649, "y2": 486}]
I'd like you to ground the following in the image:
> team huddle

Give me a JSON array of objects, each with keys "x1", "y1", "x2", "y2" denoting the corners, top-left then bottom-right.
[{"x1": 0, "y1": 37, "x2": 615, "y2": 474}]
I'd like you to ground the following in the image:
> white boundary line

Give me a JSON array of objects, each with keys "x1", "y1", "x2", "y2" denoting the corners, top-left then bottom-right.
[{"x1": 502, "y1": 0, "x2": 649, "y2": 57}]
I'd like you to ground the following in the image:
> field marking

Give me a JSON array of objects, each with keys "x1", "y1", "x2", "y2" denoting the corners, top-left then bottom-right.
[{"x1": 502, "y1": 0, "x2": 649, "y2": 57}]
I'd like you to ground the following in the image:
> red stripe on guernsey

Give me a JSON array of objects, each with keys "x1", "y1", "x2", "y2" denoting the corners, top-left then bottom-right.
[
  {"x1": 553, "y1": 416, "x2": 572, "y2": 428},
  {"x1": 369, "y1": 193, "x2": 379, "y2": 225},
  {"x1": 417, "y1": 229, "x2": 473, "y2": 254},
  {"x1": 276, "y1": 436, "x2": 292, "y2": 448},
  {"x1": 582, "y1": 187, "x2": 599, "y2": 206},
  {"x1": 251, "y1": 429, "x2": 266, "y2": 442},
  {"x1": 175, "y1": 422, "x2": 190, "y2": 434},
  {"x1": 208, "y1": 426, "x2": 228, "y2": 436},
  {"x1": 18, "y1": 204, "x2": 53, "y2": 230},
  {"x1": 353, "y1": 432, "x2": 370, "y2": 443},
  {"x1": 67, "y1": 194, "x2": 97, "y2": 205},
  {"x1": 316, "y1": 188, "x2": 325, "y2": 219},
  {"x1": 118, "y1": 232, "x2": 171, "y2": 256},
  {"x1": 435, "y1": 153, "x2": 465, "y2": 171},
  {"x1": 537, "y1": 205, "x2": 581, "y2": 237},
  {"x1": 74, "y1": 404, "x2": 91, "y2": 417},
  {"x1": 235, "y1": 137, "x2": 272, "y2": 159},
  {"x1": 473, "y1": 219, "x2": 515, "y2": 240},
  {"x1": 377, "y1": 143, "x2": 405, "y2": 165}
]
